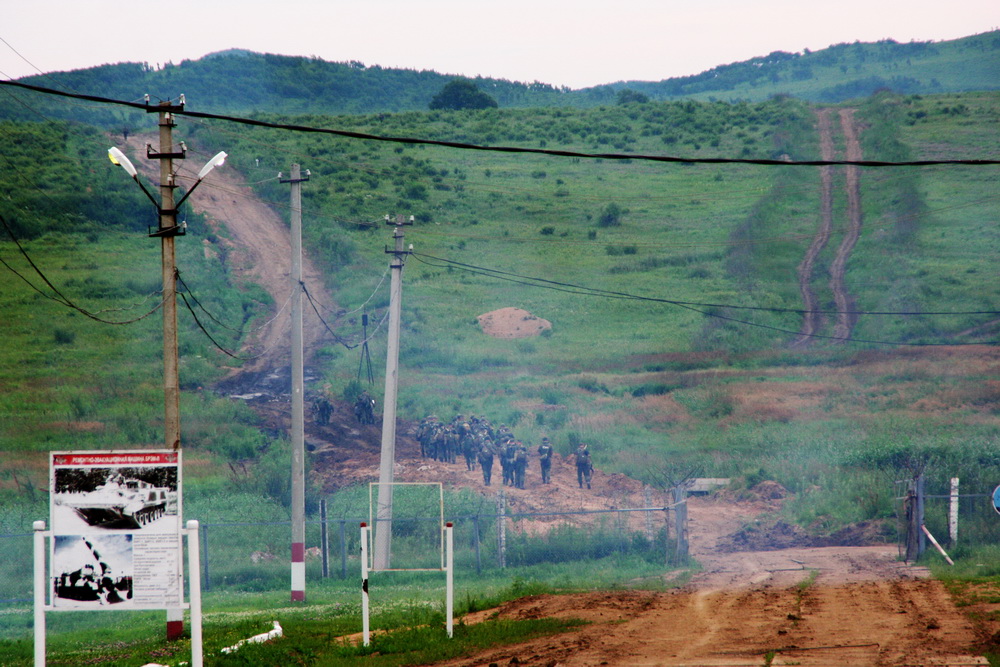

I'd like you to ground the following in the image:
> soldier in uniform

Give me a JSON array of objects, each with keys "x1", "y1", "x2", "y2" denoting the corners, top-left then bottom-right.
[
  {"x1": 501, "y1": 439, "x2": 517, "y2": 486},
  {"x1": 575, "y1": 443, "x2": 593, "y2": 489},
  {"x1": 354, "y1": 390, "x2": 376, "y2": 424},
  {"x1": 537, "y1": 437, "x2": 553, "y2": 484},
  {"x1": 312, "y1": 395, "x2": 332, "y2": 426},
  {"x1": 514, "y1": 443, "x2": 528, "y2": 489},
  {"x1": 460, "y1": 421, "x2": 478, "y2": 471},
  {"x1": 478, "y1": 444, "x2": 494, "y2": 486},
  {"x1": 415, "y1": 416, "x2": 438, "y2": 458}
]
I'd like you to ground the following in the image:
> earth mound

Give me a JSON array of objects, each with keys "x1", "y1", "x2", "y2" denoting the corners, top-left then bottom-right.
[{"x1": 478, "y1": 307, "x2": 551, "y2": 338}]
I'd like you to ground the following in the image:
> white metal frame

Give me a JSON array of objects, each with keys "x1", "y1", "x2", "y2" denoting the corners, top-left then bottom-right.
[
  {"x1": 367, "y1": 481, "x2": 445, "y2": 571},
  {"x1": 33, "y1": 520, "x2": 204, "y2": 667},
  {"x1": 359, "y1": 520, "x2": 454, "y2": 647}
]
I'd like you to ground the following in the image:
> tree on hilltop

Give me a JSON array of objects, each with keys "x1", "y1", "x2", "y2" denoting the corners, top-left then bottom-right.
[{"x1": 429, "y1": 79, "x2": 499, "y2": 110}]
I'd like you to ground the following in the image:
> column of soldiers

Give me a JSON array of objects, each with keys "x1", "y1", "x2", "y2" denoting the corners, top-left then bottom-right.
[{"x1": 414, "y1": 414, "x2": 595, "y2": 491}]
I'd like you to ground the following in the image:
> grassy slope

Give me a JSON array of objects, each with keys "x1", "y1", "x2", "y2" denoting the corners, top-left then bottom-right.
[{"x1": 0, "y1": 93, "x2": 997, "y2": 516}]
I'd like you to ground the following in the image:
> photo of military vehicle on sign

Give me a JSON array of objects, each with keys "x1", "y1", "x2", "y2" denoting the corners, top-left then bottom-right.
[{"x1": 53, "y1": 466, "x2": 178, "y2": 532}]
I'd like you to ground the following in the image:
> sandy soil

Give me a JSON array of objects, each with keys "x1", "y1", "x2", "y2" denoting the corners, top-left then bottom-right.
[
  {"x1": 478, "y1": 307, "x2": 552, "y2": 339},
  {"x1": 441, "y1": 496, "x2": 985, "y2": 667}
]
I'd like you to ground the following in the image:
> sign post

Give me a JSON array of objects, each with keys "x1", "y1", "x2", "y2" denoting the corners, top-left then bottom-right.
[{"x1": 36, "y1": 449, "x2": 201, "y2": 665}]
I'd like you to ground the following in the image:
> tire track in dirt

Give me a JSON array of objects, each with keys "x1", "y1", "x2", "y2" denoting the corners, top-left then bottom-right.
[
  {"x1": 793, "y1": 109, "x2": 835, "y2": 347},
  {"x1": 442, "y1": 496, "x2": 986, "y2": 666},
  {"x1": 831, "y1": 108, "x2": 864, "y2": 341},
  {"x1": 795, "y1": 108, "x2": 864, "y2": 345}
]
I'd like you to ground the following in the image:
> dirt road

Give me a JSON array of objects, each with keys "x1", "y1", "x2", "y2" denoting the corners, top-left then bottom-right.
[
  {"x1": 121, "y1": 134, "x2": 334, "y2": 377},
  {"x1": 444, "y1": 496, "x2": 985, "y2": 667}
]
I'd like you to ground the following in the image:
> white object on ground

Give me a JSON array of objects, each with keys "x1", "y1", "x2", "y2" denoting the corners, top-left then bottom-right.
[{"x1": 220, "y1": 620, "x2": 284, "y2": 654}]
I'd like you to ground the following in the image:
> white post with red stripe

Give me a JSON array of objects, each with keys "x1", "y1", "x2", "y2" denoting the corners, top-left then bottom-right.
[
  {"x1": 361, "y1": 522, "x2": 370, "y2": 646},
  {"x1": 445, "y1": 522, "x2": 454, "y2": 638}
]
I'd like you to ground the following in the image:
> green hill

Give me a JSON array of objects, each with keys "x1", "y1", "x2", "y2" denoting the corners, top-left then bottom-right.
[
  {"x1": 4, "y1": 30, "x2": 998, "y2": 127},
  {"x1": 612, "y1": 31, "x2": 1000, "y2": 102}
]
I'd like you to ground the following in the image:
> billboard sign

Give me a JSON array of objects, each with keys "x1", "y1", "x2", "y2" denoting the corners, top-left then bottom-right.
[{"x1": 49, "y1": 451, "x2": 183, "y2": 610}]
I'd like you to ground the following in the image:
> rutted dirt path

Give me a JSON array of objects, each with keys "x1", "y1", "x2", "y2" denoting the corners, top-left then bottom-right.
[
  {"x1": 793, "y1": 109, "x2": 835, "y2": 346},
  {"x1": 121, "y1": 133, "x2": 334, "y2": 378},
  {"x1": 796, "y1": 108, "x2": 864, "y2": 345},
  {"x1": 831, "y1": 108, "x2": 864, "y2": 340}
]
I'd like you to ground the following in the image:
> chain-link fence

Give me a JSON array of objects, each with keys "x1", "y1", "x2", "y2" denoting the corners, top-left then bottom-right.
[
  {"x1": 0, "y1": 532, "x2": 32, "y2": 604},
  {"x1": 195, "y1": 501, "x2": 686, "y2": 591},
  {"x1": 0, "y1": 495, "x2": 687, "y2": 618}
]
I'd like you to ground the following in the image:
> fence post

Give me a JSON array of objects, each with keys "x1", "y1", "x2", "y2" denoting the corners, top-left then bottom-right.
[
  {"x1": 673, "y1": 486, "x2": 688, "y2": 564},
  {"x1": 644, "y1": 486, "x2": 655, "y2": 542},
  {"x1": 663, "y1": 505, "x2": 671, "y2": 566},
  {"x1": 201, "y1": 523, "x2": 210, "y2": 591},
  {"x1": 320, "y1": 499, "x2": 329, "y2": 578},
  {"x1": 497, "y1": 490, "x2": 506, "y2": 569},
  {"x1": 472, "y1": 515, "x2": 482, "y2": 575},
  {"x1": 904, "y1": 483, "x2": 919, "y2": 562},
  {"x1": 916, "y1": 473, "x2": 926, "y2": 557},
  {"x1": 949, "y1": 477, "x2": 959, "y2": 547},
  {"x1": 339, "y1": 520, "x2": 347, "y2": 579}
]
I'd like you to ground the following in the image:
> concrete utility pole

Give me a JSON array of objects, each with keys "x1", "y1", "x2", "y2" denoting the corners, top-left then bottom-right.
[
  {"x1": 280, "y1": 164, "x2": 309, "y2": 601},
  {"x1": 373, "y1": 214, "x2": 412, "y2": 570}
]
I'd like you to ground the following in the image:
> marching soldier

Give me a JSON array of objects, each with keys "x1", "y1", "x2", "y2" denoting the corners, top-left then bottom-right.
[
  {"x1": 478, "y1": 444, "x2": 494, "y2": 486},
  {"x1": 312, "y1": 395, "x2": 332, "y2": 426},
  {"x1": 537, "y1": 437, "x2": 553, "y2": 484},
  {"x1": 501, "y1": 439, "x2": 517, "y2": 487},
  {"x1": 575, "y1": 444, "x2": 593, "y2": 489},
  {"x1": 514, "y1": 443, "x2": 528, "y2": 489}
]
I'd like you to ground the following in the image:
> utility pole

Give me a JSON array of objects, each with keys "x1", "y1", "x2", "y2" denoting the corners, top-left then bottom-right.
[
  {"x1": 109, "y1": 96, "x2": 227, "y2": 642},
  {"x1": 280, "y1": 164, "x2": 309, "y2": 602},
  {"x1": 147, "y1": 100, "x2": 185, "y2": 640},
  {"x1": 373, "y1": 214, "x2": 411, "y2": 570},
  {"x1": 147, "y1": 101, "x2": 185, "y2": 453}
]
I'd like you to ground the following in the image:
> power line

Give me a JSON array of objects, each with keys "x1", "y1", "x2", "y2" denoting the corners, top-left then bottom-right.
[
  {"x1": 0, "y1": 213, "x2": 165, "y2": 325},
  {"x1": 3, "y1": 80, "x2": 998, "y2": 167},
  {"x1": 177, "y1": 292, "x2": 267, "y2": 360},
  {"x1": 409, "y1": 251, "x2": 999, "y2": 347},
  {"x1": 412, "y1": 251, "x2": 999, "y2": 317},
  {"x1": 175, "y1": 269, "x2": 292, "y2": 336}
]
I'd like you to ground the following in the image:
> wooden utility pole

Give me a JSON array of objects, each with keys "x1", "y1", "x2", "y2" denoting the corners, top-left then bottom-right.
[
  {"x1": 373, "y1": 214, "x2": 411, "y2": 570},
  {"x1": 147, "y1": 101, "x2": 185, "y2": 452},
  {"x1": 145, "y1": 100, "x2": 186, "y2": 640},
  {"x1": 281, "y1": 164, "x2": 309, "y2": 601}
]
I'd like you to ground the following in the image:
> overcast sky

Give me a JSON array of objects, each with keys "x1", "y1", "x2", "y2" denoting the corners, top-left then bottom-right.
[{"x1": 3, "y1": 1, "x2": 997, "y2": 89}]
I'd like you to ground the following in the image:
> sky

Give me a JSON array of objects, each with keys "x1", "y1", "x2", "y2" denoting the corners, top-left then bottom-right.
[{"x1": 2, "y1": 1, "x2": 997, "y2": 89}]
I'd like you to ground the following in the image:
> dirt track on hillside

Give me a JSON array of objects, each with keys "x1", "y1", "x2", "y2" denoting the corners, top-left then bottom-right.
[
  {"x1": 121, "y1": 134, "x2": 334, "y2": 377},
  {"x1": 133, "y1": 138, "x2": 987, "y2": 665},
  {"x1": 795, "y1": 108, "x2": 864, "y2": 345}
]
